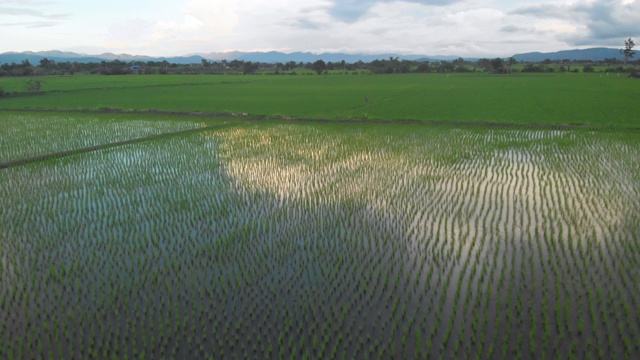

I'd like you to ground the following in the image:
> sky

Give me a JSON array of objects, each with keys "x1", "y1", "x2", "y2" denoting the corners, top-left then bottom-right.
[{"x1": 1, "y1": 0, "x2": 638, "y2": 57}]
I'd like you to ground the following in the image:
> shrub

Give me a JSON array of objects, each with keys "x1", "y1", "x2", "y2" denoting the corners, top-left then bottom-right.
[{"x1": 25, "y1": 79, "x2": 44, "y2": 94}]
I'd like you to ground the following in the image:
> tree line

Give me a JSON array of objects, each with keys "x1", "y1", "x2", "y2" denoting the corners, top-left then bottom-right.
[
  {"x1": 1, "y1": 56, "x2": 638, "y2": 79},
  {"x1": 1, "y1": 38, "x2": 638, "y2": 79}
]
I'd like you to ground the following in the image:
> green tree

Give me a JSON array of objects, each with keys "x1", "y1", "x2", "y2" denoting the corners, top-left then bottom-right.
[
  {"x1": 415, "y1": 61, "x2": 431, "y2": 73},
  {"x1": 313, "y1": 60, "x2": 326, "y2": 75},
  {"x1": 621, "y1": 38, "x2": 635, "y2": 67},
  {"x1": 477, "y1": 58, "x2": 492, "y2": 72},
  {"x1": 436, "y1": 61, "x2": 455, "y2": 73},
  {"x1": 491, "y1": 58, "x2": 505, "y2": 73},
  {"x1": 453, "y1": 57, "x2": 467, "y2": 73},
  {"x1": 285, "y1": 61, "x2": 297, "y2": 71},
  {"x1": 242, "y1": 61, "x2": 258, "y2": 74},
  {"x1": 21, "y1": 59, "x2": 33, "y2": 76},
  {"x1": 39, "y1": 58, "x2": 54, "y2": 69},
  {"x1": 507, "y1": 57, "x2": 517, "y2": 74}
]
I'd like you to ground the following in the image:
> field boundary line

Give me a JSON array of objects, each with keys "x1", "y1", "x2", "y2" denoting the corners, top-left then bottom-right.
[
  {"x1": 0, "y1": 123, "x2": 233, "y2": 171},
  {"x1": 1, "y1": 79, "x2": 262, "y2": 97},
  {"x1": 2, "y1": 108, "x2": 639, "y2": 132}
]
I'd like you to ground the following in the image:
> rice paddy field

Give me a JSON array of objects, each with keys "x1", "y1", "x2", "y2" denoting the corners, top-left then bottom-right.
[
  {"x1": 1, "y1": 73, "x2": 640, "y2": 359},
  {"x1": 1, "y1": 73, "x2": 639, "y2": 127}
]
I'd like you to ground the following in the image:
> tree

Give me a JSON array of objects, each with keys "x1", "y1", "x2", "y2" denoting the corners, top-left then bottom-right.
[
  {"x1": 453, "y1": 57, "x2": 467, "y2": 73},
  {"x1": 477, "y1": 58, "x2": 492, "y2": 73},
  {"x1": 415, "y1": 61, "x2": 431, "y2": 73},
  {"x1": 491, "y1": 58, "x2": 505, "y2": 74},
  {"x1": 21, "y1": 59, "x2": 33, "y2": 76},
  {"x1": 39, "y1": 58, "x2": 54, "y2": 69},
  {"x1": 160, "y1": 60, "x2": 170, "y2": 74},
  {"x1": 621, "y1": 38, "x2": 635, "y2": 67},
  {"x1": 436, "y1": 61, "x2": 455, "y2": 73},
  {"x1": 312, "y1": 60, "x2": 326, "y2": 75},
  {"x1": 242, "y1": 61, "x2": 258, "y2": 74},
  {"x1": 507, "y1": 57, "x2": 517, "y2": 74},
  {"x1": 285, "y1": 61, "x2": 297, "y2": 71},
  {"x1": 229, "y1": 60, "x2": 243, "y2": 71}
]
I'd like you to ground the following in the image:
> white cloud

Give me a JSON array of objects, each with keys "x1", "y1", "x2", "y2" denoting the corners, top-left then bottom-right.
[
  {"x1": 327, "y1": 0, "x2": 465, "y2": 22},
  {"x1": 511, "y1": 0, "x2": 640, "y2": 46},
  {"x1": 1, "y1": 0, "x2": 638, "y2": 57}
]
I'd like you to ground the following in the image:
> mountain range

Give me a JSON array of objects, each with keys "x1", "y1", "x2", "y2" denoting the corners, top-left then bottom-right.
[
  {"x1": 0, "y1": 48, "x2": 635, "y2": 65},
  {"x1": 194, "y1": 51, "x2": 445, "y2": 63},
  {"x1": 512, "y1": 47, "x2": 636, "y2": 62}
]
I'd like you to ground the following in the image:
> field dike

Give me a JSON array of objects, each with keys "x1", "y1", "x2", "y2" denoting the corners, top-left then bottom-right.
[
  {"x1": 0, "y1": 124, "x2": 227, "y2": 170},
  {"x1": 7, "y1": 106, "x2": 640, "y2": 130},
  {"x1": 3, "y1": 108, "x2": 623, "y2": 171}
]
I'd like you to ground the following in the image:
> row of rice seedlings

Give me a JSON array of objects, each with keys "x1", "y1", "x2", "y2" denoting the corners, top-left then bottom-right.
[
  {"x1": 212, "y1": 123, "x2": 636, "y2": 358},
  {"x1": 0, "y1": 122, "x2": 639, "y2": 358},
  {"x1": 0, "y1": 113, "x2": 202, "y2": 163}
]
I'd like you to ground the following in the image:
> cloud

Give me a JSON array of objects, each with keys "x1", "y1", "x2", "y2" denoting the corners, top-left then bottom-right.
[
  {"x1": 109, "y1": 18, "x2": 154, "y2": 45},
  {"x1": 328, "y1": 1, "x2": 371, "y2": 22},
  {"x1": 327, "y1": 0, "x2": 464, "y2": 22},
  {"x1": 286, "y1": 4, "x2": 332, "y2": 30},
  {"x1": 0, "y1": 0, "x2": 70, "y2": 30},
  {"x1": 0, "y1": 6, "x2": 68, "y2": 19},
  {"x1": 3, "y1": 0, "x2": 637, "y2": 59},
  {"x1": 0, "y1": 20, "x2": 57, "y2": 28},
  {"x1": 499, "y1": 25, "x2": 525, "y2": 33},
  {"x1": 100, "y1": 0, "x2": 247, "y2": 55},
  {"x1": 0, "y1": 0, "x2": 56, "y2": 4},
  {"x1": 511, "y1": 0, "x2": 640, "y2": 44},
  {"x1": 289, "y1": 17, "x2": 325, "y2": 30},
  {"x1": 272, "y1": 2, "x2": 508, "y2": 56}
]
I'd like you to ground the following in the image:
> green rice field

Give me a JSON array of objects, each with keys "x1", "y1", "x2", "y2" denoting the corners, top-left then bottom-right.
[
  {"x1": 1, "y1": 73, "x2": 639, "y2": 127},
  {"x1": 1, "y1": 73, "x2": 639, "y2": 359}
]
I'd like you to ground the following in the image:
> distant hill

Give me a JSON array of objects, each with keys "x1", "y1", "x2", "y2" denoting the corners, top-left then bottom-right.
[
  {"x1": 0, "y1": 51, "x2": 206, "y2": 65},
  {"x1": 2, "y1": 48, "x2": 636, "y2": 65},
  {"x1": 512, "y1": 48, "x2": 638, "y2": 62},
  {"x1": 0, "y1": 50, "x2": 448, "y2": 65},
  {"x1": 197, "y1": 51, "x2": 449, "y2": 63},
  {"x1": 0, "y1": 52, "x2": 103, "y2": 65}
]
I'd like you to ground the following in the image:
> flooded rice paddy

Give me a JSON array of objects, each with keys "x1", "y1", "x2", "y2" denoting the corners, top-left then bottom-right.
[{"x1": 0, "y1": 120, "x2": 639, "y2": 359}]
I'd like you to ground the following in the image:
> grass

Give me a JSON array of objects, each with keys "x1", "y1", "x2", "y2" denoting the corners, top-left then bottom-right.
[{"x1": 1, "y1": 73, "x2": 639, "y2": 128}]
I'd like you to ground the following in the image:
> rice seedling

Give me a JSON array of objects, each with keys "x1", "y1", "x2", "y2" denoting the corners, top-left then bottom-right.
[{"x1": 0, "y1": 119, "x2": 639, "y2": 358}]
